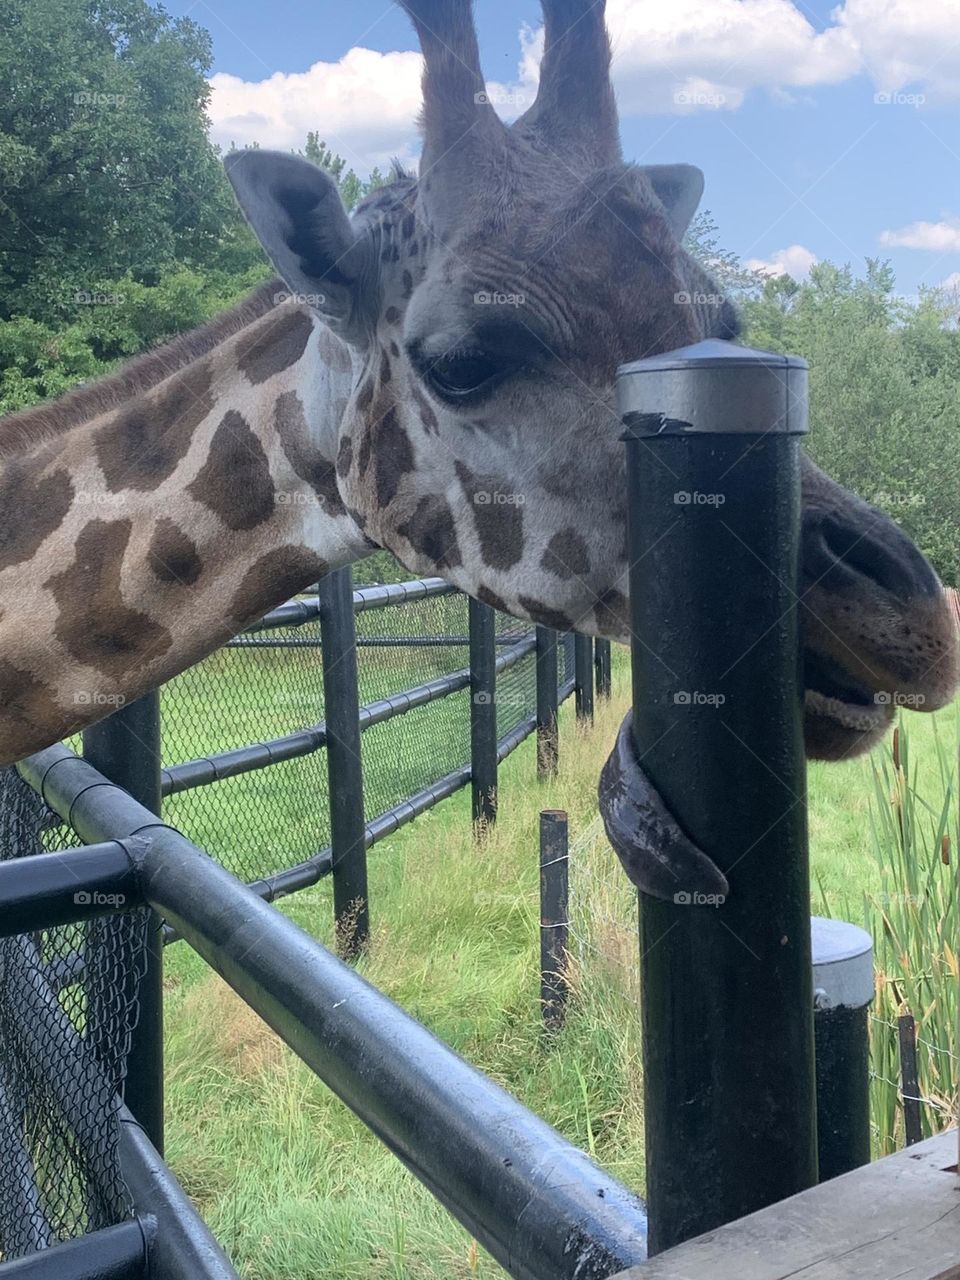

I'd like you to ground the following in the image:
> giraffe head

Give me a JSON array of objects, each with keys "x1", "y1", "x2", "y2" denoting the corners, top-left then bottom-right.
[{"x1": 226, "y1": 0, "x2": 958, "y2": 763}]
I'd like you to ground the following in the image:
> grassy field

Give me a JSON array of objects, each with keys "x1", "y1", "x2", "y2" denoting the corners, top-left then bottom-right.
[{"x1": 162, "y1": 654, "x2": 958, "y2": 1279}]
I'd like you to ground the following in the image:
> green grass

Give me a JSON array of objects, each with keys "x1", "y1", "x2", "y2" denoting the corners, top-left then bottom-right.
[{"x1": 161, "y1": 653, "x2": 959, "y2": 1278}]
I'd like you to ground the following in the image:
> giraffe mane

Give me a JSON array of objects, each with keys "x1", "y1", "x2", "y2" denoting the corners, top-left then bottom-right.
[{"x1": 0, "y1": 277, "x2": 285, "y2": 458}]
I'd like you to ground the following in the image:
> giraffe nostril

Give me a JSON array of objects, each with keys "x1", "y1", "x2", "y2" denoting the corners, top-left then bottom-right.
[{"x1": 805, "y1": 512, "x2": 939, "y2": 602}]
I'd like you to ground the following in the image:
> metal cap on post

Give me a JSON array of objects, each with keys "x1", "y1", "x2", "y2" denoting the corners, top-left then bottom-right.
[
  {"x1": 811, "y1": 917, "x2": 874, "y2": 1181},
  {"x1": 617, "y1": 338, "x2": 815, "y2": 1253},
  {"x1": 618, "y1": 338, "x2": 809, "y2": 437}
]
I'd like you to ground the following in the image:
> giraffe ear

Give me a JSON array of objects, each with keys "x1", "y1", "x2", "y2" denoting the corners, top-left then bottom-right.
[
  {"x1": 224, "y1": 149, "x2": 373, "y2": 343},
  {"x1": 640, "y1": 164, "x2": 704, "y2": 240}
]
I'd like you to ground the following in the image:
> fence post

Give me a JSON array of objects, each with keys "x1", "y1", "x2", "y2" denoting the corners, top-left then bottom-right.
[
  {"x1": 574, "y1": 635, "x2": 594, "y2": 723},
  {"x1": 811, "y1": 917, "x2": 873, "y2": 1180},
  {"x1": 594, "y1": 639, "x2": 612, "y2": 699},
  {"x1": 540, "y1": 810, "x2": 570, "y2": 1031},
  {"x1": 898, "y1": 1011, "x2": 924, "y2": 1145},
  {"x1": 618, "y1": 339, "x2": 816, "y2": 1253},
  {"x1": 469, "y1": 598, "x2": 498, "y2": 828},
  {"x1": 82, "y1": 690, "x2": 164, "y2": 1155},
  {"x1": 318, "y1": 566, "x2": 369, "y2": 959},
  {"x1": 535, "y1": 627, "x2": 559, "y2": 778}
]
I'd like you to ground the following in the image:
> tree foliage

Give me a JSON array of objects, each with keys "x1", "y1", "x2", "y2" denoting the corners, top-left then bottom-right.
[{"x1": 741, "y1": 262, "x2": 960, "y2": 584}]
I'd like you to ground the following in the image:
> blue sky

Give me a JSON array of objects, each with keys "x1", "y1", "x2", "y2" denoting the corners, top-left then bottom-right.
[{"x1": 165, "y1": 0, "x2": 960, "y2": 295}]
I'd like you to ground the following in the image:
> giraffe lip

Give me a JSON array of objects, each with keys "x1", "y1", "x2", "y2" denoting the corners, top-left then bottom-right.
[
  {"x1": 803, "y1": 651, "x2": 875, "y2": 708},
  {"x1": 803, "y1": 651, "x2": 888, "y2": 733}
]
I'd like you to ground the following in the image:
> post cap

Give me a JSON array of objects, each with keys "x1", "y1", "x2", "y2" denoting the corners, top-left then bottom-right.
[
  {"x1": 617, "y1": 338, "x2": 809, "y2": 437},
  {"x1": 811, "y1": 916, "x2": 874, "y2": 1011}
]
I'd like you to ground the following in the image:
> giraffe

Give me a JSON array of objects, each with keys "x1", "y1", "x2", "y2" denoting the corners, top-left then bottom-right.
[{"x1": 0, "y1": 0, "x2": 956, "y2": 900}]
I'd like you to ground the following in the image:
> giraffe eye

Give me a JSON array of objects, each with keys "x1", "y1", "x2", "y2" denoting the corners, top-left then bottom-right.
[{"x1": 422, "y1": 349, "x2": 503, "y2": 403}]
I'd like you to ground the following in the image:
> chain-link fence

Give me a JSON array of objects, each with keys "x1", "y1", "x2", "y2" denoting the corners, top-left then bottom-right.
[
  {"x1": 0, "y1": 770, "x2": 144, "y2": 1261},
  {"x1": 160, "y1": 569, "x2": 580, "y2": 889}
]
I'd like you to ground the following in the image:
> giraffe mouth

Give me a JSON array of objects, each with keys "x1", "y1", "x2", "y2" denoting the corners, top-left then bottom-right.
[{"x1": 802, "y1": 650, "x2": 892, "y2": 755}]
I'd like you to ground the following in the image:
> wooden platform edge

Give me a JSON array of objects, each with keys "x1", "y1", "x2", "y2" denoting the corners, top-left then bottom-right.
[{"x1": 610, "y1": 1130, "x2": 960, "y2": 1280}]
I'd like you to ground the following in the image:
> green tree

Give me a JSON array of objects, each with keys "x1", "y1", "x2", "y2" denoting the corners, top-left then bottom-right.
[
  {"x1": 0, "y1": 0, "x2": 262, "y2": 324},
  {"x1": 741, "y1": 262, "x2": 960, "y2": 585},
  {"x1": 684, "y1": 210, "x2": 763, "y2": 298}
]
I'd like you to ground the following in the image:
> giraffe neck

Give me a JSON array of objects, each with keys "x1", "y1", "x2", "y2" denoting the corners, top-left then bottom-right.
[{"x1": 0, "y1": 285, "x2": 369, "y2": 763}]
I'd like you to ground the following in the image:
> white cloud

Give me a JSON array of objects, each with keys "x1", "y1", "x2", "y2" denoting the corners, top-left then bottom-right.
[
  {"x1": 942, "y1": 271, "x2": 960, "y2": 290},
  {"x1": 604, "y1": 0, "x2": 858, "y2": 116},
  {"x1": 746, "y1": 244, "x2": 819, "y2": 278},
  {"x1": 204, "y1": 0, "x2": 960, "y2": 166},
  {"x1": 208, "y1": 46, "x2": 423, "y2": 170},
  {"x1": 879, "y1": 219, "x2": 960, "y2": 251},
  {"x1": 830, "y1": 0, "x2": 960, "y2": 101}
]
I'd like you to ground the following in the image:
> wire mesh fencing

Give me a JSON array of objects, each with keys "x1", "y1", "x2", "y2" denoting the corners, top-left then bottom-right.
[
  {"x1": 0, "y1": 769, "x2": 143, "y2": 1261},
  {"x1": 159, "y1": 568, "x2": 587, "y2": 893}
]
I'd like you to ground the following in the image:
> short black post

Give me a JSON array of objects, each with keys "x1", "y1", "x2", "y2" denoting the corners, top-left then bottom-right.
[
  {"x1": 535, "y1": 627, "x2": 560, "y2": 779},
  {"x1": 318, "y1": 566, "x2": 369, "y2": 959},
  {"x1": 574, "y1": 635, "x2": 594, "y2": 723},
  {"x1": 594, "y1": 639, "x2": 612, "y2": 699},
  {"x1": 898, "y1": 1011, "x2": 924, "y2": 1145},
  {"x1": 469, "y1": 597, "x2": 498, "y2": 828},
  {"x1": 619, "y1": 339, "x2": 816, "y2": 1252},
  {"x1": 82, "y1": 690, "x2": 164, "y2": 1155},
  {"x1": 540, "y1": 810, "x2": 570, "y2": 1031},
  {"x1": 811, "y1": 917, "x2": 873, "y2": 1180}
]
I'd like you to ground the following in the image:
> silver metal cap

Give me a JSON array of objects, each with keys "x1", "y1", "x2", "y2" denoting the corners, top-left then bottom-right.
[
  {"x1": 617, "y1": 338, "x2": 809, "y2": 437},
  {"x1": 811, "y1": 916, "x2": 874, "y2": 1011}
]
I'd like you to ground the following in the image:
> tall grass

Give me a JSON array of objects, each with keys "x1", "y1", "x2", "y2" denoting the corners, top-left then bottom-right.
[{"x1": 864, "y1": 715, "x2": 958, "y2": 1153}]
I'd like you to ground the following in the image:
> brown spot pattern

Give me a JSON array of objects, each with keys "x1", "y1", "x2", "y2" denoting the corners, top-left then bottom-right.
[
  {"x1": 0, "y1": 659, "x2": 62, "y2": 753},
  {"x1": 455, "y1": 462, "x2": 523, "y2": 571},
  {"x1": 336, "y1": 436, "x2": 354, "y2": 479},
  {"x1": 236, "y1": 309, "x2": 313, "y2": 385},
  {"x1": 477, "y1": 585, "x2": 509, "y2": 612},
  {"x1": 372, "y1": 407, "x2": 415, "y2": 507},
  {"x1": 96, "y1": 361, "x2": 214, "y2": 492},
  {"x1": 594, "y1": 588, "x2": 628, "y2": 635},
  {"x1": 379, "y1": 349, "x2": 392, "y2": 384},
  {"x1": 384, "y1": 306, "x2": 401, "y2": 325},
  {"x1": 518, "y1": 595, "x2": 573, "y2": 631},
  {"x1": 273, "y1": 392, "x2": 343, "y2": 513},
  {"x1": 45, "y1": 519, "x2": 172, "y2": 677},
  {"x1": 541, "y1": 528, "x2": 591, "y2": 580},
  {"x1": 226, "y1": 546, "x2": 329, "y2": 634},
  {"x1": 412, "y1": 387, "x2": 439, "y2": 436},
  {"x1": 0, "y1": 458, "x2": 73, "y2": 572},
  {"x1": 396, "y1": 496, "x2": 462, "y2": 569},
  {"x1": 187, "y1": 410, "x2": 275, "y2": 531},
  {"x1": 148, "y1": 519, "x2": 202, "y2": 585}
]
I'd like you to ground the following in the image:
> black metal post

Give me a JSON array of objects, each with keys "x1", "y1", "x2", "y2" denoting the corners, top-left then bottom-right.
[
  {"x1": 469, "y1": 597, "x2": 497, "y2": 828},
  {"x1": 594, "y1": 639, "x2": 612, "y2": 699},
  {"x1": 898, "y1": 1011, "x2": 924, "y2": 1145},
  {"x1": 82, "y1": 690, "x2": 164, "y2": 1156},
  {"x1": 574, "y1": 635, "x2": 594, "y2": 723},
  {"x1": 535, "y1": 627, "x2": 559, "y2": 779},
  {"x1": 811, "y1": 917, "x2": 873, "y2": 1180},
  {"x1": 318, "y1": 566, "x2": 369, "y2": 959},
  {"x1": 619, "y1": 339, "x2": 816, "y2": 1252},
  {"x1": 540, "y1": 811, "x2": 570, "y2": 1031}
]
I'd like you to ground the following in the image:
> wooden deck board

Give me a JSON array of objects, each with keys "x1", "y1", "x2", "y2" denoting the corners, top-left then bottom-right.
[{"x1": 611, "y1": 1131, "x2": 959, "y2": 1280}]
